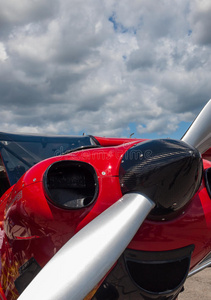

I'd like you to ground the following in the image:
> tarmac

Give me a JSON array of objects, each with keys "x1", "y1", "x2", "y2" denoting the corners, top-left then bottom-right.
[{"x1": 179, "y1": 268, "x2": 211, "y2": 299}]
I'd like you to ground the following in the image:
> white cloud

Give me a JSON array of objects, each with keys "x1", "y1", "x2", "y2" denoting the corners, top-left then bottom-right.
[
  {"x1": 189, "y1": 0, "x2": 211, "y2": 45},
  {"x1": 0, "y1": 0, "x2": 211, "y2": 139},
  {"x1": 0, "y1": 0, "x2": 59, "y2": 24},
  {"x1": 0, "y1": 42, "x2": 8, "y2": 61}
]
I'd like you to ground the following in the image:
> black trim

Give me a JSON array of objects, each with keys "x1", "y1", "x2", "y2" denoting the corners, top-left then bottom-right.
[
  {"x1": 124, "y1": 245, "x2": 195, "y2": 262},
  {"x1": 63, "y1": 145, "x2": 101, "y2": 155}
]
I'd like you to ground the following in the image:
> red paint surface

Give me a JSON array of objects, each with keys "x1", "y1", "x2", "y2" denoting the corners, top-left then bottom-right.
[{"x1": 0, "y1": 139, "x2": 211, "y2": 299}]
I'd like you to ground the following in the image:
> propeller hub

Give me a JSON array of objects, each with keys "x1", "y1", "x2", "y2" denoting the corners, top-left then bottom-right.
[{"x1": 119, "y1": 139, "x2": 203, "y2": 220}]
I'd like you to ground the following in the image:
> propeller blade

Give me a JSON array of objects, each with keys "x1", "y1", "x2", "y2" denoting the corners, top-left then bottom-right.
[
  {"x1": 182, "y1": 99, "x2": 211, "y2": 153},
  {"x1": 18, "y1": 193, "x2": 154, "y2": 300}
]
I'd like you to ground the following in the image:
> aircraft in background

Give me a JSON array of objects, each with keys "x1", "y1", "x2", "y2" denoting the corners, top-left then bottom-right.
[{"x1": 0, "y1": 101, "x2": 211, "y2": 300}]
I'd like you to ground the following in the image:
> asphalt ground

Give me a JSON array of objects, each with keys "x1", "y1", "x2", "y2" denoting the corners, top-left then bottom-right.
[{"x1": 179, "y1": 268, "x2": 211, "y2": 299}]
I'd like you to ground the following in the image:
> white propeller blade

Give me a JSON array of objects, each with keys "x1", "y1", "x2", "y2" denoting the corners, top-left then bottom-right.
[
  {"x1": 18, "y1": 193, "x2": 154, "y2": 300},
  {"x1": 182, "y1": 99, "x2": 211, "y2": 154}
]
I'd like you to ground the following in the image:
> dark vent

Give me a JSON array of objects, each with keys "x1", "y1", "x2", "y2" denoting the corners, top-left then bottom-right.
[
  {"x1": 124, "y1": 245, "x2": 194, "y2": 298},
  {"x1": 44, "y1": 161, "x2": 98, "y2": 209}
]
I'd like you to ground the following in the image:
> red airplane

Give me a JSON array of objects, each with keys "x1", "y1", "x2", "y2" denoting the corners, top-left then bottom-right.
[{"x1": 0, "y1": 101, "x2": 211, "y2": 300}]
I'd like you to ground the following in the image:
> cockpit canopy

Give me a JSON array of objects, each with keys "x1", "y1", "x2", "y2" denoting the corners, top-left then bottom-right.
[{"x1": 0, "y1": 132, "x2": 97, "y2": 195}]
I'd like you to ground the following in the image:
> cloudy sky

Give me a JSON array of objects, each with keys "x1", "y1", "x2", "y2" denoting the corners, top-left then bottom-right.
[{"x1": 0, "y1": 0, "x2": 211, "y2": 139}]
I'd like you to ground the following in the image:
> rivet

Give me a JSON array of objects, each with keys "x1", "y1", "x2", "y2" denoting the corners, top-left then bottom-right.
[{"x1": 102, "y1": 172, "x2": 106, "y2": 175}]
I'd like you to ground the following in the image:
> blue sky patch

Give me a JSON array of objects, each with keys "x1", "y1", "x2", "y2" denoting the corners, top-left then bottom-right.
[{"x1": 109, "y1": 13, "x2": 136, "y2": 34}]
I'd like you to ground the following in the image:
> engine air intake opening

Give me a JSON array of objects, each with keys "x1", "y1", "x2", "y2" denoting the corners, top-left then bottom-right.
[
  {"x1": 124, "y1": 245, "x2": 194, "y2": 298},
  {"x1": 126, "y1": 258, "x2": 189, "y2": 293},
  {"x1": 44, "y1": 161, "x2": 98, "y2": 209}
]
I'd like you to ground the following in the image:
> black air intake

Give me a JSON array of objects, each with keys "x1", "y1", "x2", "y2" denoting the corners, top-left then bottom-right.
[
  {"x1": 44, "y1": 161, "x2": 98, "y2": 209},
  {"x1": 95, "y1": 245, "x2": 194, "y2": 300}
]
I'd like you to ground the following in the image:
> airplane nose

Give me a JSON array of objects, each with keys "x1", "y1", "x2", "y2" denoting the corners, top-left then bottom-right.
[{"x1": 119, "y1": 139, "x2": 203, "y2": 220}]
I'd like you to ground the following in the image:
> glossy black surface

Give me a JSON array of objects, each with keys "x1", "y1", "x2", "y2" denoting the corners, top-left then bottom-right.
[
  {"x1": 93, "y1": 245, "x2": 194, "y2": 300},
  {"x1": 119, "y1": 139, "x2": 203, "y2": 220}
]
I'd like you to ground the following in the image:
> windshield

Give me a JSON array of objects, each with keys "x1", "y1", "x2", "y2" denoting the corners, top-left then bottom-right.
[{"x1": 0, "y1": 132, "x2": 97, "y2": 186}]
